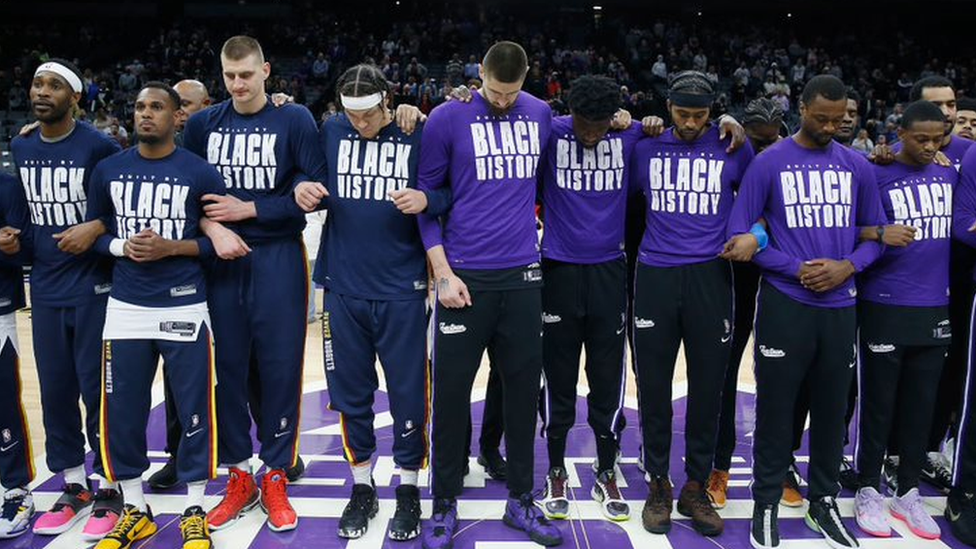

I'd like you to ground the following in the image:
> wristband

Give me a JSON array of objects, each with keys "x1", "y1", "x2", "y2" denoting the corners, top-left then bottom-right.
[
  {"x1": 877, "y1": 225, "x2": 885, "y2": 243},
  {"x1": 109, "y1": 238, "x2": 126, "y2": 258},
  {"x1": 749, "y1": 223, "x2": 768, "y2": 252}
]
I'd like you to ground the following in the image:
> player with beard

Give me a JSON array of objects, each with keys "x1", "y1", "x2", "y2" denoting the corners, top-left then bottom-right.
[
  {"x1": 954, "y1": 97, "x2": 976, "y2": 141},
  {"x1": 9, "y1": 58, "x2": 124, "y2": 541},
  {"x1": 417, "y1": 41, "x2": 561, "y2": 549},
  {"x1": 728, "y1": 75, "x2": 886, "y2": 549}
]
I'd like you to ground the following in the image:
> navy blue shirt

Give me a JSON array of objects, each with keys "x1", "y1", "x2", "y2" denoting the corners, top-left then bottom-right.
[
  {"x1": 182, "y1": 98, "x2": 328, "y2": 243},
  {"x1": 87, "y1": 148, "x2": 223, "y2": 307},
  {"x1": 10, "y1": 121, "x2": 120, "y2": 306},
  {"x1": 314, "y1": 115, "x2": 427, "y2": 300},
  {"x1": 0, "y1": 174, "x2": 27, "y2": 315}
]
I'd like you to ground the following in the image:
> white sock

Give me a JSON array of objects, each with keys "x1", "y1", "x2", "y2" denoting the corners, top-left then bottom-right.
[
  {"x1": 351, "y1": 461, "x2": 372, "y2": 486},
  {"x1": 101, "y1": 480, "x2": 119, "y2": 492},
  {"x1": 400, "y1": 469, "x2": 419, "y2": 486},
  {"x1": 186, "y1": 481, "x2": 207, "y2": 511},
  {"x1": 232, "y1": 460, "x2": 251, "y2": 473},
  {"x1": 119, "y1": 478, "x2": 147, "y2": 512},
  {"x1": 63, "y1": 464, "x2": 88, "y2": 487}
]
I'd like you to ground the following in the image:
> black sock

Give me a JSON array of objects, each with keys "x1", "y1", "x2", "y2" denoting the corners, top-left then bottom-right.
[
  {"x1": 547, "y1": 436, "x2": 567, "y2": 470},
  {"x1": 596, "y1": 435, "x2": 618, "y2": 474}
]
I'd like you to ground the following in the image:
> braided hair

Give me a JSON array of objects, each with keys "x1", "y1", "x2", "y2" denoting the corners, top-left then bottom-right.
[{"x1": 741, "y1": 97, "x2": 785, "y2": 126}]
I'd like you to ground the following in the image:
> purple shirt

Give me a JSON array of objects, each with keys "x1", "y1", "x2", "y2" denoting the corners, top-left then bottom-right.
[
  {"x1": 632, "y1": 126, "x2": 755, "y2": 266},
  {"x1": 540, "y1": 117, "x2": 644, "y2": 263},
  {"x1": 952, "y1": 146, "x2": 976, "y2": 281},
  {"x1": 859, "y1": 161, "x2": 956, "y2": 307},
  {"x1": 417, "y1": 91, "x2": 552, "y2": 269},
  {"x1": 728, "y1": 137, "x2": 886, "y2": 308}
]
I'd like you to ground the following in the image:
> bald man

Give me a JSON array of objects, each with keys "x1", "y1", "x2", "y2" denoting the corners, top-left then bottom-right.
[{"x1": 174, "y1": 79, "x2": 212, "y2": 132}]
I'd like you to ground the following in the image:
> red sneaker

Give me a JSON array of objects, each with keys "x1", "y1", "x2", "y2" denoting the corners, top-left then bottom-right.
[
  {"x1": 261, "y1": 469, "x2": 298, "y2": 532},
  {"x1": 207, "y1": 468, "x2": 260, "y2": 531}
]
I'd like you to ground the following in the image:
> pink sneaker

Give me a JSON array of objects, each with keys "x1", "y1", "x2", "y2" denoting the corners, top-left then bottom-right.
[
  {"x1": 33, "y1": 484, "x2": 93, "y2": 535},
  {"x1": 81, "y1": 489, "x2": 123, "y2": 541}
]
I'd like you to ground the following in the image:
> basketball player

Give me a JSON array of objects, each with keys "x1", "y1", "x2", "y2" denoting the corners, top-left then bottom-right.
[
  {"x1": 631, "y1": 71, "x2": 754, "y2": 537},
  {"x1": 181, "y1": 35, "x2": 328, "y2": 532},
  {"x1": 10, "y1": 58, "x2": 123, "y2": 540},
  {"x1": 88, "y1": 82, "x2": 224, "y2": 549},
  {"x1": 729, "y1": 75, "x2": 886, "y2": 549},
  {"x1": 954, "y1": 97, "x2": 976, "y2": 141},
  {"x1": 0, "y1": 174, "x2": 34, "y2": 539},
  {"x1": 417, "y1": 41, "x2": 562, "y2": 549},
  {"x1": 853, "y1": 101, "x2": 953, "y2": 541}
]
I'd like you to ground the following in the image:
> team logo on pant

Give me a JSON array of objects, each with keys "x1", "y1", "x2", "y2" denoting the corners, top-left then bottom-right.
[
  {"x1": 634, "y1": 318, "x2": 655, "y2": 329},
  {"x1": 542, "y1": 313, "x2": 562, "y2": 324},
  {"x1": 867, "y1": 343, "x2": 896, "y2": 353},
  {"x1": 439, "y1": 322, "x2": 467, "y2": 335},
  {"x1": 759, "y1": 345, "x2": 785, "y2": 358}
]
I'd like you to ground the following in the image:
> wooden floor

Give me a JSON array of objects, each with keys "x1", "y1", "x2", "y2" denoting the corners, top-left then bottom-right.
[{"x1": 13, "y1": 290, "x2": 757, "y2": 474}]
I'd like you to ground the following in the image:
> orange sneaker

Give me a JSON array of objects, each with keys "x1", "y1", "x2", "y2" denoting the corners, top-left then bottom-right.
[
  {"x1": 780, "y1": 466, "x2": 803, "y2": 508},
  {"x1": 207, "y1": 468, "x2": 260, "y2": 531},
  {"x1": 261, "y1": 469, "x2": 298, "y2": 532},
  {"x1": 707, "y1": 469, "x2": 730, "y2": 509}
]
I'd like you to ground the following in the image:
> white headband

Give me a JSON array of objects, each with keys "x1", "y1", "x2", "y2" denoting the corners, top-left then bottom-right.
[
  {"x1": 341, "y1": 92, "x2": 384, "y2": 111},
  {"x1": 35, "y1": 62, "x2": 83, "y2": 93}
]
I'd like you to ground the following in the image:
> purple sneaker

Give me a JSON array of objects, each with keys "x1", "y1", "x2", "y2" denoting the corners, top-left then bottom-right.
[
  {"x1": 503, "y1": 494, "x2": 563, "y2": 546},
  {"x1": 421, "y1": 498, "x2": 458, "y2": 549},
  {"x1": 891, "y1": 488, "x2": 940, "y2": 540}
]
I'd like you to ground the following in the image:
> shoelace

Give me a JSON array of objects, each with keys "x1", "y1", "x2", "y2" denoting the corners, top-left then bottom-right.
[
  {"x1": 903, "y1": 492, "x2": 930, "y2": 522},
  {"x1": 600, "y1": 473, "x2": 623, "y2": 500},
  {"x1": 549, "y1": 470, "x2": 566, "y2": 498},
  {"x1": 861, "y1": 491, "x2": 884, "y2": 515},
  {"x1": 518, "y1": 495, "x2": 547, "y2": 526},
  {"x1": 1, "y1": 495, "x2": 24, "y2": 520},
  {"x1": 264, "y1": 476, "x2": 288, "y2": 506},
  {"x1": 181, "y1": 514, "x2": 206, "y2": 539},
  {"x1": 108, "y1": 509, "x2": 142, "y2": 540}
]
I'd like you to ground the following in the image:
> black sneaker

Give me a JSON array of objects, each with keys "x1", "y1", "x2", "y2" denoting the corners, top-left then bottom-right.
[
  {"x1": 750, "y1": 502, "x2": 779, "y2": 549},
  {"x1": 286, "y1": 456, "x2": 306, "y2": 483},
  {"x1": 389, "y1": 484, "x2": 421, "y2": 541},
  {"x1": 148, "y1": 457, "x2": 180, "y2": 491},
  {"x1": 838, "y1": 457, "x2": 859, "y2": 492},
  {"x1": 478, "y1": 452, "x2": 507, "y2": 481},
  {"x1": 337, "y1": 483, "x2": 378, "y2": 539},
  {"x1": 946, "y1": 490, "x2": 976, "y2": 546},
  {"x1": 882, "y1": 456, "x2": 899, "y2": 496},
  {"x1": 921, "y1": 452, "x2": 952, "y2": 494},
  {"x1": 805, "y1": 496, "x2": 859, "y2": 548}
]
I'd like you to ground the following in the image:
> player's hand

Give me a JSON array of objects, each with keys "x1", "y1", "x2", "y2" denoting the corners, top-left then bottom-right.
[
  {"x1": 448, "y1": 86, "x2": 473, "y2": 103},
  {"x1": 389, "y1": 188, "x2": 428, "y2": 214},
  {"x1": 53, "y1": 220, "x2": 105, "y2": 254},
  {"x1": 718, "y1": 114, "x2": 746, "y2": 153},
  {"x1": 202, "y1": 194, "x2": 257, "y2": 222},
  {"x1": 294, "y1": 181, "x2": 329, "y2": 212},
  {"x1": 641, "y1": 115, "x2": 665, "y2": 137},
  {"x1": 0, "y1": 227, "x2": 20, "y2": 255},
  {"x1": 881, "y1": 224, "x2": 917, "y2": 246},
  {"x1": 201, "y1": 218, "x2": 250, "y2": 259},
  {"x1": 436, "y1": 272, "x2": 472, "y2": 308},
  {"x1": 271, "y1": 93, "x2": 294, "y2": 107},
  {"x1": 800, "y1": 258, "x2": 856, "y2": 292},
  {"x1": 125, "y1": 229, "x2": 173, "y2": 262},
  {"x1": 395, "y1": 104, "x2": 427, "y2": 135},
  {"x1": 934, "y1": 150, "x2": 951, "y2": 168},
  {"x1": 610, "y1": 109, "x2": 632, "y2": 131},
  {"x1": 19, "y1": 121, "x2": 40, "y2": 136},
  {"x1": 868, "y1": 144, "x2": 895, "y2": 165},
  {"x1": 719, "y1": 233, "x2": 759, "y2": 261}
]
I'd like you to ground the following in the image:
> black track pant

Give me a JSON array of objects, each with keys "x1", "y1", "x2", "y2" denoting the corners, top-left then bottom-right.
[
  {"x1": 464, "y1": 355, "x2": 504, "y2": 458},
  {"x1": 714, "y1": 261, "x2": 760, "y2": 471},
  {"x1": 431, "y1": 286, "x2": 542, "y2": 499},
  {"x1": 540, "y1": 259, "x2": 628, "y2": 473},
  {"x1": 633, "y1": 259, "x2": 733, "y2": 484},
  {"x1": 751, "y1": 282, "x2": 856, "y2": 505},
  {"x1": 856, "y1": 341, "x2": 945, "y2": 493}
]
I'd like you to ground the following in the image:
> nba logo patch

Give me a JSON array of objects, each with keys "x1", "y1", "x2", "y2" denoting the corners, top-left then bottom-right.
[
  {"x1": 2, "y1": 429, "x2": 10, "y2": 443},
  {"x1": 280, "y1": 417, "x2": 288, "y2": 430},
  {"x1": 191, "y1": 414, "x2": 200, "y2": 428}
]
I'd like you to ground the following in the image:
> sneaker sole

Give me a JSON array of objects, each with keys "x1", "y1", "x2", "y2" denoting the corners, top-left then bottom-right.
[
  {"x1": 33, "y1": 506, "x2": 92, "y2": 535},
  {"x1": 855, "y1": 515, "x2": 892, "y2": 538},
  {"x1": 779, "y1": 497, "x2": 804, "y2": 508},
  {"x1": 208, "y1": 490, "x2": 262, "y2": 532},
  {"x1": 501, "y1": 514, "x2": 561, "y2": 547},
  {"x1": 259, "y1": 498, "x2": 299, "y2": 533},
  {"x1": 388, "y1": 525, "x2": 421, "y2": 541},
  {"x1": 337, "y1": 500, "x2": 379, "y2": 539},
  {"x1": 641, "y1": 518, "x2": 671, "y2": 535},
  {"x1": 676, "y1": 503, "x2": 722, "y2": 537},
  {"x1": 804, "y1": 513, "x2": 857, "y2": 549},
  {"x1": 591, "y1": 486, "x2": 630, "y2": 522},
  {"x1": 477, "y1": 457, "x2": 507, "y2": 481},
  {"x1": 750, "y1": 532, "x2": 778, "y2": 549},
  {"x1": 890, "y1": 508, "x2": 941, "y2": 540},
  {"x1": 709, "y1": 493, "x2": 727, "y2": 510}
]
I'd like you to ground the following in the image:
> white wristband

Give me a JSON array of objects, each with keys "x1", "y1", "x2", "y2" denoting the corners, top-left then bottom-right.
[{"x1": 109, "y1": 238, "x2": 126, "y2": 258}]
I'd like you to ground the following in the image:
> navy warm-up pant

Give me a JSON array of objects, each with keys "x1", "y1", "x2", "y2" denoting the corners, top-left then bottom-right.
[
  {"x1": 209, "y1": 239, "x2": 308, "y2": 470},
  {"x1": 323, "y1": 292, "x2": 428, "y2": 470},
  {"x1": 32, "y1": 296, "x2": 107, "y2": 476},
  {"x1": 0, "y1": 320, "x2": 34, "y2": 490},
  {"x1": 99, "y1": 326, "x2": 217, "y2": 483}
]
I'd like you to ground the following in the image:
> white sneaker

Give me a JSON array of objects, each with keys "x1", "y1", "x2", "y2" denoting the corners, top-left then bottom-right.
[{"x1": 0, "y1": 489, "x2": 35, "y2": 539}]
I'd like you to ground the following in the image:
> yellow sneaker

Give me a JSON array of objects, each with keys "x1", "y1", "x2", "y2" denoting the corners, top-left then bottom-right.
[
  {"x1": 180, "y1": 506, "x2": 212, "y2": 549},
  {"x1": 94, "y1": 504, "x2": 157, "y2": 549},
  {"x1": 706, "y1": 469, "x2": 730, "y2": 509}
]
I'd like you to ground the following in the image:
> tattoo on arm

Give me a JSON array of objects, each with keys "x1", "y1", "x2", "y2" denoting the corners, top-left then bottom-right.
[{"x1": 438, "y1": 277, "x2": 450, "y2": 292}]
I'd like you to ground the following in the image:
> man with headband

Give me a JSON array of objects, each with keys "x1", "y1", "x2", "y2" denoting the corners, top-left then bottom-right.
[
  {"x1": 728, "y1": 75, "x2": 885, "y2": 549},
  {"x1": 417, "y1": 41, "x2": 562, "y2": 549},
  {"x1": 182, "y1": 35, "x2": 327, "y2": 533},
  {"x1": 629, "y1": 70, "x2": 754, "y2": 538},
  {"x1": 9, "y1": 58, "x2": 124, "y2": 541}
]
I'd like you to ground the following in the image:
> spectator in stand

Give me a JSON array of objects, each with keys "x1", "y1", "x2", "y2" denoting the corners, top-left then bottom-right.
[{"x1": 852, "y1": 128, "x2": 874, "y2": 153}]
